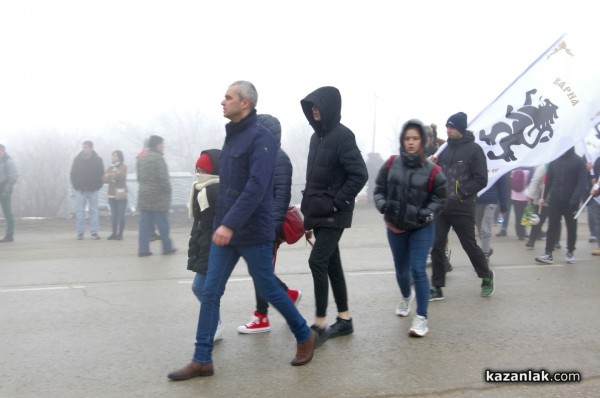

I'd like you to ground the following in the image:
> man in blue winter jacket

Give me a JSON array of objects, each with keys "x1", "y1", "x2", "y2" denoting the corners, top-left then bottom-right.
[{"x1": 168, "y1": 81, "x2": 317, "y2": 381}]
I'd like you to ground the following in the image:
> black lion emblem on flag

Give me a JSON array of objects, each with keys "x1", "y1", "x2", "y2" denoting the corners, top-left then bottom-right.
[{"x1": 479, "y1": 89, "x2": 559, "y2": 162}]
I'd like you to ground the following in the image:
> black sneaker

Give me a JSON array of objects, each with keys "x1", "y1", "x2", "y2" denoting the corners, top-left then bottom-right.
[
  {"x1": 429, "y1": 286, "x2": 444, "y2": 301},
  {"x1": 525, "y1": 241, "x2": 534, "y2": 249},
  {"x1": 327, "y1": 317, "x2": 353, "y2": 338},
  {"x1": 310, "y1": 324, "x2": 328, "y2": 348}
]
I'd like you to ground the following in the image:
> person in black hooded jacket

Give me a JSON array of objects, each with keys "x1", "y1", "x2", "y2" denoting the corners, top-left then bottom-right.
[
  {"x1": 300, "y1": 86, "x2": 368, "y2": 341},
  {"x1": 237, "y1": 114, "x2": 302, "y2": 334},
  {"x1": 374, "y1": 119, "x2": 447, "y2": 337},
  {"x1": 429, "y1": 112, "x2": 495, "y2": 300}
]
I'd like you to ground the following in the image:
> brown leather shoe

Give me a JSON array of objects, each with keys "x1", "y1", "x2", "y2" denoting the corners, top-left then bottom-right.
[
  {"x1": 291, "y1": 329, "x2": 317, "y2": 366},
  {"x1": 167, "y1": 362, "x2": 214, "y2": 380}
]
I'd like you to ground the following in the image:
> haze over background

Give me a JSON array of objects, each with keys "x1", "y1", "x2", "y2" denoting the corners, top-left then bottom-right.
[{"x1": 1, "y1": 0, "x2": 593, "y2": 153}]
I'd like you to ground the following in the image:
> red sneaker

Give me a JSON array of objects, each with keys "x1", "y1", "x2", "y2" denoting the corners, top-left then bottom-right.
[
  {"x1": 287, "y1": 289, "x2": 302, "y2": 306},
  {"x1": 237, "y1": 311, "x2": 270, "y2": 334}
]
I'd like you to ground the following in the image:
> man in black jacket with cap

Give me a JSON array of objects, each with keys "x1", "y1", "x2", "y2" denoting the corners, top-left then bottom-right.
[{"x1": 429, "y1": 112, "x2": 495, "y2": 300}]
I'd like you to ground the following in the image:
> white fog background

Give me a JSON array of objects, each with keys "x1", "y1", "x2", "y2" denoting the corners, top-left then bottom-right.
[{"x1": 0, "y1": 0, "x2": 594, "y2": 217}]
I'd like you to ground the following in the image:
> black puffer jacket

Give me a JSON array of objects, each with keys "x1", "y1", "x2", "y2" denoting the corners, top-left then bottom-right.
[
  {"x1": 437, "y1": 130, "x2": 487, "y2": 215},
  {"x1": 257, "y1": 114, "x2": 292, "y2": 237},
  {"x1": 374, "y1": 120, "x2": 447, "y2": 230},
  {"x1": 187, "y1": 149, "x2": 221, "y2": 274},
  {"x1": 300, "y1": 86, "x2": 368, "y2": 230},
  {"x1": 544, "y1": 147, "x2": 588, "y2": 208}
]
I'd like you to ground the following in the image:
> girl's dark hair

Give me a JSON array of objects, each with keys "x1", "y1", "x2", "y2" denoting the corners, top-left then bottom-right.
[{"x1": 112, "y1": 150, "x2": 124, "y2": 163}]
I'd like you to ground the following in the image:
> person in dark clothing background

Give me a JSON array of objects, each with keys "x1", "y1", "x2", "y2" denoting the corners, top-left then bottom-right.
[
  {"x1": 429, "y1": 112, "x2": 495, "y2": 300},
  {"x1": 535, "y1": 147, "x2": 588, "y2": 264},
  {"x1": 300, "y1": 86, "x2": 368, "y2": 342},
  {"x1": 70, "y1": 140, "x2": 104, "y2": 240},
  {"x1": 237, "y1": 114, "x2": 302, "y2": 334},
  {"x1": 0, "y1": 143, "x2": 18, "y2": 242}
]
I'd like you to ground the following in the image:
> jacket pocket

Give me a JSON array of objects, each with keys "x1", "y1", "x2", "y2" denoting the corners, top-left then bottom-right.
[{"x1": 305, "y1": 191, "x2": 335, "y2": 217}]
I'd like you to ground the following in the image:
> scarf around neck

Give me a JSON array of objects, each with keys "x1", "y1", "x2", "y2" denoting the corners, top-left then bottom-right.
[{"x1": 188, "y1": 173, "x2": 219, "y2": 218}]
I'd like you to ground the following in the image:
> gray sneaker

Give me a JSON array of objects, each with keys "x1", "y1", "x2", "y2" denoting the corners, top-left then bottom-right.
[
  {"x1": 566, "y1": 251, "x2": 575, "y2": 264},
  {"x1": 409, "y1": 315, "x2": 429, "y2": 337},
  {"x1": 395, "y1": 289, "x2": 415, "y2": 317}
]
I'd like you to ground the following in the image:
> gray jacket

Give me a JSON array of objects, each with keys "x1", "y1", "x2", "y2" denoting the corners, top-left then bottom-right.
[{"x1": 0, "y1": 153, "x2": 18, "y2": 195}]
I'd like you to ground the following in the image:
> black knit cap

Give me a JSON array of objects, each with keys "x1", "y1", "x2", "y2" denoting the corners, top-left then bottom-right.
[{"x1": 446, "y1": 112, "x2": 468, "y2": 135}]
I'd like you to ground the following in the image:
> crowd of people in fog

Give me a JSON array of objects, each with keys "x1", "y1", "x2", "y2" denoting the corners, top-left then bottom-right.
[{"x1": 1, "y1": 80, "x2": 597, "y2": 381}]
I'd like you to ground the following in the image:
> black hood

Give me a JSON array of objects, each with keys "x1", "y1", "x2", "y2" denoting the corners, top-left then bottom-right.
[
  {"x1": 257, "y1": 114, "x2": 282, "y2": 149},
  {"x1": 200, "y1": 149, "x2": 222, "y2": 175},
  {"x1": 300, "y1": 86, "x2": 342, "y2": 134}
]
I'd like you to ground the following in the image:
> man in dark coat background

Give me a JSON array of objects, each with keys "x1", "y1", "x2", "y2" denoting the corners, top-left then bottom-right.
[{"x1": 70, "y1": 140, "x2": 104, "y2": 240}]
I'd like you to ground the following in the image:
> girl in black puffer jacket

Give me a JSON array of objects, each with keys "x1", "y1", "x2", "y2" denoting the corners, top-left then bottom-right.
[{"x1": 373, "y1": 119, "x2": 446, "y2": 338}]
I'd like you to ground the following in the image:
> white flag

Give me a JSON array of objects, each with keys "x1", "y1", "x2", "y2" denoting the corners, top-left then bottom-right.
[
  {"x1": 582, "y1": 113, "x2": 600, "y2": 167},
  {"x1": 468, "y1": 33, "x2": 600, "y2": 194}
]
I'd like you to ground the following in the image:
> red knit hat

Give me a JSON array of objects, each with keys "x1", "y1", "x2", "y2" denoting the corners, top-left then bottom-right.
[{"x1": 195, "y1": 153, "x2": 214, "y2": 173}]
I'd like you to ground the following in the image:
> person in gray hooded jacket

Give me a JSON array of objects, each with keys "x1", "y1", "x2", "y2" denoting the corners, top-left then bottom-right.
[{"x1": 300, "y1": 86, "x2": 368, "y2": 341}]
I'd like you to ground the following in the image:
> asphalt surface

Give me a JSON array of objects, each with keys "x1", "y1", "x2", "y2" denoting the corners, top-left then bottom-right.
[{"x1": 1, "y1": 205, "x2": 599, "y2": 398}]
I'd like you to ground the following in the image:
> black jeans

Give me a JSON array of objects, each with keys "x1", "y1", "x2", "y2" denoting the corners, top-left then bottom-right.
[
  {"x1": 545, "y1": 200, "x2": 577, "y2": 253},
  {"x1": 431, "y1": 209, "x2": 491, "y2": 287},
  {"x1": 309, "y1": 227, "x2": 347, "y2": 318},
  {"x1": 254, "y1": 241, "x2": 289, "y2": 315}
]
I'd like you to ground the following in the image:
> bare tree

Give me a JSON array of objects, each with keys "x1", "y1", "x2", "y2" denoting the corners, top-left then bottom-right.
[
  {"x1": 11, "y1": 130, "x2": 75, "y2": 217},
  {"x1": 153, "y1": 110, "x2": 225, "y2": 172}
]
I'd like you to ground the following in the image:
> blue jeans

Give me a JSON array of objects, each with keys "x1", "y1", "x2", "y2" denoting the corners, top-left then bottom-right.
[
  {"x1": 386, "y1": 223, "x2": 434, "y2": 318},
  {"x1": 138, "y1": 210, "x2": 173, "y2": 254},
  {"x1": 192, "y1": 273, "x2": 206, "y2": 302},
  {"x1": 108, "y1": 198, "x2": 127, "y2": 236},
  {"x1": 193, "y1": 242, "x2": 311, "y2": 364},
  {"x1": 75, "y1": 190, "x2": 99, "y2": 235}
]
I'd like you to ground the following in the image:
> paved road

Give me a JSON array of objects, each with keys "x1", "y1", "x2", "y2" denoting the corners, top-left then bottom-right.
[{"x1": 1, "y1": 206, "x2": 599, "y2": 398}]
